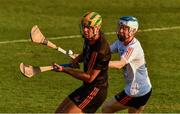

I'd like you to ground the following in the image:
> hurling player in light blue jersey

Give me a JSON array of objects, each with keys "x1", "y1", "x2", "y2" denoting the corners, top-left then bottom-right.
[{"x1": 102, "y1": 16, "x2": 152, "y2": 113}]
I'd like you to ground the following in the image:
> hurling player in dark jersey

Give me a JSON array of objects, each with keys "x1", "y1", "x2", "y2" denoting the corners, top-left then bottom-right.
[{"x1": 53, "y1": 12, "x2": 111, "y2": 113}]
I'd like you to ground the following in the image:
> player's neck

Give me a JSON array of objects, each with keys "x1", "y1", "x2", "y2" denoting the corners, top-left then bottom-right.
[
  {"x1": 124, "y1": 36, "x2": 134, "y2": 46},
  {"x1": 89, "y1": 33, "x2": 100, "y2": 45}
]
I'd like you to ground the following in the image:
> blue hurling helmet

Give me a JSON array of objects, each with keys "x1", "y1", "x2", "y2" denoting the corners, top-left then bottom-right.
[
  {"x1": 117, "y1": 16, "x2": 139, "y2": 41},
  {"x1": 119, "y1": 16, "x2": 139, "y2": 31}
]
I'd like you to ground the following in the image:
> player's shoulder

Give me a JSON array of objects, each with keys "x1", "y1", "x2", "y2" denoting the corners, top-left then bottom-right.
[
  {"x1": 128, "y1": 38, "x2": 141, "y2": 48},
  {"x1": 97, "y1": 35, "x2": 111, "y2": 54},
  {"x1": 99, "y1": 34, "x2": 109, "y2": 48},
  {"x1": 126, "y1": 38, "x2": 145, "y2": 55}
]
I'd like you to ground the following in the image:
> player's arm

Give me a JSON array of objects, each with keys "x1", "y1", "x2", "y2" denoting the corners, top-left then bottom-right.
[
  {"x1": 109, "y1": 58, "x2": 126, "y2": 69},
  {"x1": 109, "y1": 46, "x2": 135, "y2": 69},
  {"x1": 72, "y1": 52, "x2": 83, "y2": 63},
  {"x1": 64, "y1": 68, "x2": 100, "y2": 83},
  {"x1": 53, "y1": 63, "x2": 100, "y2": 83},
  {"x1": 69, "y1": 52, "x2": 83, "y2": 68}
]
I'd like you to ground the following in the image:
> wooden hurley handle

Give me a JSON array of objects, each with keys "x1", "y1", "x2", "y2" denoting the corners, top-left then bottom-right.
[{"x1": 39, "y1": 66, "x2": 53, "y2": 72}]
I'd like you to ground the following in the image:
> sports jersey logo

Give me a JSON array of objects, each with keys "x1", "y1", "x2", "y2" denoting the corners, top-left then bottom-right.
[{"x1": 74, "y1": 96, "x2": 81, "y2": 103}]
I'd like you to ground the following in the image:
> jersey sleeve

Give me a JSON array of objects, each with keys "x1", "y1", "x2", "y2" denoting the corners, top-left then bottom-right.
[{"x1": 121, "y1": 46, "x2": 136, "y2": 64}]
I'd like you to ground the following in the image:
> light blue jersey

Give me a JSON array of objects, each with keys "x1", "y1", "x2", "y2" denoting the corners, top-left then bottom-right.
[{"x1": 110, "y1": 38, "x2": 152, "y2": 97}]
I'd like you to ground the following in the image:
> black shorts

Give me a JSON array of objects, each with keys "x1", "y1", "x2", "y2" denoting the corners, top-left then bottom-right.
[
  {"x1": 115, "y1": 89, "x2": 152, "y2": 109},
  {"x1": 69, "y1": 85, "x2": 107, "y2": 113}
]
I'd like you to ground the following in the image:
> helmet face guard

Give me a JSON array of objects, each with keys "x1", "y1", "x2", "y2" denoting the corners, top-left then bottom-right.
[{"x1": 80, "y1": 12, "x2": 102, "y2": 36}]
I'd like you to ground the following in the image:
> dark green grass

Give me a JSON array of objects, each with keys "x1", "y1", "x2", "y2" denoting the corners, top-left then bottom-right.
[
  {"x1": 139, "y1": 30, "x2": 180, "y2": 112},
  {"x1": 0, "y1": 0, "x2": 180, "y2": 112}
]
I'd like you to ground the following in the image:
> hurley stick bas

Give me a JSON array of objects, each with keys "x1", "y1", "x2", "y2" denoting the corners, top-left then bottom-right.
[
  {"x1": 20, "y1": 63, "x2": 72, "y2": 78},
  {"x1": 30, "y1": 25, "x2": 76, "y2": 59}
]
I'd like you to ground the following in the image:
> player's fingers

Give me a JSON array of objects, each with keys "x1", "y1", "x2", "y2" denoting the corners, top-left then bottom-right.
[
  {"x1": 52, "y1": 63, "x2": 64, "y2": 72},
  {"x1": 52, "y1": 63, "x2": 59, "y2": 71}
]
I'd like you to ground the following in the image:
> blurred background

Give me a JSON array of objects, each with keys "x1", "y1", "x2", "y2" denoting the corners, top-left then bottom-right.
[{"x1": 0, "y1": 0, "x2": 180, "y2": 112}]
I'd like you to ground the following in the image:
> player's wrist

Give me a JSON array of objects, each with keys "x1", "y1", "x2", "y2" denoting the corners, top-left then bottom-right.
[{"x1": 60, "y1": 66, "x2": 65, "y2": 72}]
